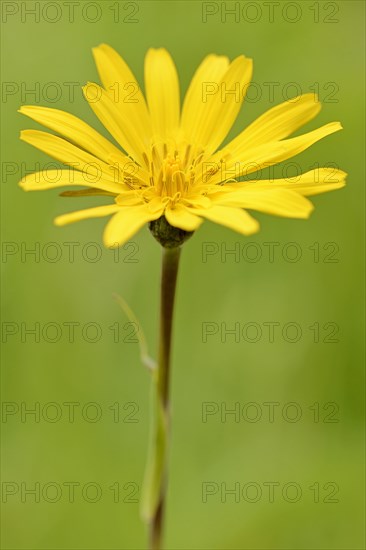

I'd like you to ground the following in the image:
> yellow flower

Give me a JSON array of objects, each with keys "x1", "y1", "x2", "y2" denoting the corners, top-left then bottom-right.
[{"x1": 19, "y1": 44, "x2": 346, "y2": 247}]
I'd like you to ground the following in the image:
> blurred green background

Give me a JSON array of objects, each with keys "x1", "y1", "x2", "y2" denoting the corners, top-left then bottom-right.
[{"x1": 1, "y1": 1, "x2": 365, "y2": 548}]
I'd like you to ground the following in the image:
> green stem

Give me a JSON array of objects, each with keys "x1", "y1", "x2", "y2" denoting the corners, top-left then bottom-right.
[
  {"x1": 144, "y1": 246, "x2": 181, "y2": 550},
  {"x1": 157, "y1": 246, "x2": 181, "y2": 409}
]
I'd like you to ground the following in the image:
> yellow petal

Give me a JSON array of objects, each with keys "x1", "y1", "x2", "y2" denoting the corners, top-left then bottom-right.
[
  {"x1": 182, "y1": 195, "x2": 212, "y2": 208},
  {"x1": 60, "y1": 188, "x2": 115, "y2": 197},
  {"x1": 20, "y1": 130, "x2": 121, "y2": 183},
  {"x1": 18, "y1": 105, "x2": 123, "y2": 164},
  {"x1": 180, "y1": 54, "x2": 229, "y2": 143},
  {"x1": 115, "y1": 192, "x2": 145, "y2": 206},
  {"x1": 20, "y1": 169, "x2": 123, "y2": 194},
  {"x1": 181, "y1": 55, "x2": 253, "y2": 154},
  {"x1": 103, "y1": 204, "x2": 164, "y2": 248},
  {"x1": 92, "y1": 44, "x2": 152, "y2": 139},
  {"x1": 213, "y1": 188, "x2": 314, "y2": 218},
  {"x1": 54, "y1": 204, "x2": 121, "y2": 226},
  {"x1": 194, "y1": 205, "x2": 259, "y2": 235},
  {"x1": 165, "y1": 203, "x2": 203, "y2": 231},
  {"x1": 233, "y1": 168, "x2": 347, "y2": 196},
  {"x1": 144, "y1": 48, "x2": 180, "y2": 142},
  {"x1": 204, "y1": 122, "x2": 343, "y2": 184},
  {"x1": 221, "y1": 93, "x2": 322, "y2": 154},
  {"x1": 147, "y1": 196, "x2": 166, "y2": 213},
  {"x1": 83, "y1": 83, "x2": 148, "y2": 168},
  {"x1": 244, "y1": 122, "x2": 343, "y2": 176}
]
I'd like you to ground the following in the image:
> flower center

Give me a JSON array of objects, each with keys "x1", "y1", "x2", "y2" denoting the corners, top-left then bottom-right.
[
  {"x1": 155, "y1": 155, "x2": 186, "y2": 197},
  {"x1": 147, "y1": 142, "x2": 207, "y2": 201}
]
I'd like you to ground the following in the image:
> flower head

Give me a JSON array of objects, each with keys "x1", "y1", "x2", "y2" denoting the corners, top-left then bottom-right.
[{"x1": 19, "y1": 45, "x2": 346, "y2": 247}]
